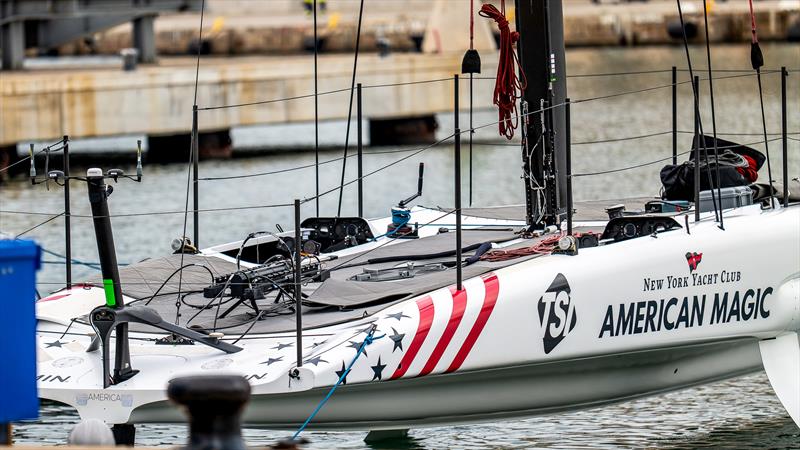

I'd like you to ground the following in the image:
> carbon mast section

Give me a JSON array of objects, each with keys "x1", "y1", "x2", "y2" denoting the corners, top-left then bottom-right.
[{"x1": 515, "y1": 0, "x2": 568, "y2": 227}]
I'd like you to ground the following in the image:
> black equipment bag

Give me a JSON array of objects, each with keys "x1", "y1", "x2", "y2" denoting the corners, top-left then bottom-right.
[{"x1": 660, "y1": 135, "x2": 766, "y2": 201}]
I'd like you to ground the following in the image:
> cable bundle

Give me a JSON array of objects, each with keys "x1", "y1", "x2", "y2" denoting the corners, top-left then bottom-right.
[
  {"x1": 479, "y1": 3, "x2": 527, "y2": 140},
  {"x1": 480, "y1": 233, "x2": 561, "y2": 262}
]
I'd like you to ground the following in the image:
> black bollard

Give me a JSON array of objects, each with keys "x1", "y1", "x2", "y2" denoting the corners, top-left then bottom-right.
[{"x1": 168, "y1": 375, "x2": 251, "y2": 450}]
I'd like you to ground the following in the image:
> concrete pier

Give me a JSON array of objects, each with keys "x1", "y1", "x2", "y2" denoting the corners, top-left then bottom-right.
[
  {"x1": 0, "y1": 52, "x2": 497, "y2": 149},
  {"x1": 1, "y1": 0, "x2": 797, "y2": 159},
  {"x1": 46, "y1": 0, "x2": 800, "y2": 57}
]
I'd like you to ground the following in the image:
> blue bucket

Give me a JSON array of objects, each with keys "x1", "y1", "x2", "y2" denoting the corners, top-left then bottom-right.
[{"x1": 0, "y1": 239, "x2": 42, "y2": 422}]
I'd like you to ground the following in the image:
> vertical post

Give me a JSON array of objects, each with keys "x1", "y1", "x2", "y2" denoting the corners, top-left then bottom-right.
[
  {"x1": 313, "y1": 0, "x2": 320, "y2": 216},
  {"x1": 469, "y1": 72, "x2": 474, "y2": 206},
  {"x1": 192, "y1": 106, "x2": 200, "y2": 248},
  {"x1": 693, "y1": 75, "x2": 701, "y2": 222},
  {"x1": 1, "y1": 21, "x2": 25, "y2": 70},
  {"x1": 781, "y1": 66, "x2": 788, "y2": 208},
  {"x1": 132, "y1": 15, "x2": 157, "y2": 63},
  {"x1": 565, "y1": 100, "x2": 572, "y2": 235},
  {"x1": 86, "y1": 169, "x2": 133, "y2": 385},
  {"x1": 294, "y1": 199, "x2": 303, "y2": 367},
  {"x1": 63, "y1": 136, "x2": 72, "y2": 289},
  {"x1": 0, "y1": 423, "x2": 10, "y2": 445},
  {"x1": 454, "y1": 75, "x2": 463, "y2": 291},
  {"x1": 672, "y1": 66, "x2": 677, "y2": 165},
  {"x1": 357, "y1": 83, "x2": 364, "y2": 217}
]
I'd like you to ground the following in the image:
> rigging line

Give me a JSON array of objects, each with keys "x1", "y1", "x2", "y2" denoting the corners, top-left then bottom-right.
[
  {"x1": 565, "y1": 69, "x2": 673, "y2": 78},
  {"x1": 677, "y1": 130, "x2": 800, "y2": 136},
  {"x1": 701, "y1": 0, "x2": 724, "y2": 229},
  {"x1": 675, "y1": 0, "x2": 720, "y2": 223},
  {"x1": 314, "y1": 0, "x2": 320, "y2": 216},
  {"x1": 303, "y1": 133, "x2": 456, "y2": 204},
  {"x1": 336, "y1": 0, "x2": 366, "y2": 217},
  {"x1": 196, "y1": 67, "x2": 749, "y2": 112},
  {"x1": 40, "y1": 247, "x2": 125, "y2": 270},
  {"x1": 748, "y1": 0, "x2": 776, "y2": 209},
  {"x1": 0, "y1": 156, "x2": 32, "y2": 173},
  {"x1": 571, "y1": 72, "x2": 772, "y2": 107},
  {"x1": 198, "y1": 87, "x2": 352, "y2": 111},
  {"x1": 0, "y1": 141, "x2": 65, "y2": 173},
  {"x1": 755, "y1": 73, "x2": 776, "y2": 208},
  {"x1": 201, "y1": 157, "x2": 342, "y2": 181},
  {"x1": 198, "y1": 142, "x2": 444, "y2": 181},
  {"x1": 178, "y1": 0, "x2": 207, "y2": 327},
  {"x1": 192, "y1": 0, "x2": 206, "y2": 106},
  {"x1": 0, "y1": 201, "x2": 296, "y2": 218},
  {"x1": 572, "y1": 137, "x2": 783, "y2": 177},
  {"x1": 13, "y1": 213, "x2": 64, "y2": 238},
  {"x1": 197, "y1": 77, "x2": 451, "y2": 111},
  {"x1": 573, "y1": 130, "x2": 674, "y2": 145},
  {"x1": 572, "y1": 150, "x2": 693, "y2": 177},
  {"x1": 473, "y1": 68, "x2": 783, "y2": 80},
  {"x1": 675, "y1": 68, "x2": 790, "y2": 73},
  {"x1": 292, "y1": 325, "x2": 381, "y2": 440},
  {"x1": 193, "y1": 70, "x2": 777, "y2": 114},
  {"x1": 474, "y1": 130, "x2": 674, "y2": 147},
  {"x1": 361, "y1": 77, "x2": 453, "y2": 89}
]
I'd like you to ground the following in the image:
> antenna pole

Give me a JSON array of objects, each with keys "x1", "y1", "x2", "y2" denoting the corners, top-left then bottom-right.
[
  {"x1": 357, "y1": 83, "x2": 364, "y2": 217},
  {"x1": 454, "y1": 75, "x2": 463, "y2": 291},
  {"x1": 294, "y1": 199, "x2": 303, "y2": 367},
  {"x1": 781, "y1": 66, "x2": 788, "y2": 207},
  {"x1": 693, "y1": 75, "x2": 700, "y2": 223},
  {"x1": 191, "y1": 106, "x2": 200, "y2": 247},
  {"x1": 671, "y1": 66, "x2": 677, "y2": 165},
  {"x1": 63, "y1": 135, "x2": 72, "y2": 289}
]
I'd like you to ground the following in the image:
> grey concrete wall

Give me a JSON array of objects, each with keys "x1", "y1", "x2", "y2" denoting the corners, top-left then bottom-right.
[{"x1": 0, "y1": 52, "x2": 498, "y2": 146}]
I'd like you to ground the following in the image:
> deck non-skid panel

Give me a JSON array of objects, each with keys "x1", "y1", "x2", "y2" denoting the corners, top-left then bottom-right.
[
  {"x1": 439, "y1": 197, "x2": 658, "y2": 222},
  {"x1": 89, "y1": 254, "x2": 239, "y2": 300}
]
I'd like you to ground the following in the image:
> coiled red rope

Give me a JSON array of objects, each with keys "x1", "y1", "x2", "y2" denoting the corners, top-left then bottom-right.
[{"x1": 479, "y1": 3, "x2": 527, "y2": 140}]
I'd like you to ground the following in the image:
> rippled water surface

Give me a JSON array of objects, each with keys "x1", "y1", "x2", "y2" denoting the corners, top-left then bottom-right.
[{"x1": 3, "y1": 44, "x2": 800, "y2": 448}]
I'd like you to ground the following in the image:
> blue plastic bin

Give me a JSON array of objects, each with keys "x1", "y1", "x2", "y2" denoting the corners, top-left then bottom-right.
[{"x1": 0, "y1": 239, "x2": 41, "y2": 422}]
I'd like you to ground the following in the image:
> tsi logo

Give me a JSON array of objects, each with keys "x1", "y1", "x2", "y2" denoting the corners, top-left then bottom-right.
[{"x1": 537, "y1": 273, "x2": 577, "y2": 354}]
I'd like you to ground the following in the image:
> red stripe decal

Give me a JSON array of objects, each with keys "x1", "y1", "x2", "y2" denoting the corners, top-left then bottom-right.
[
  {"x1": 391, "y1": 295, "x2": 435, "y2": 379},
  {"x1": 418, "y1": 287, "x2": 468, "y2": 377},
  {"x1": 446, "y1": 273, "x2": 500, "y2": 373},
  {"x1": 37, "y1": 293, "x2": 70, "y2": 303}
]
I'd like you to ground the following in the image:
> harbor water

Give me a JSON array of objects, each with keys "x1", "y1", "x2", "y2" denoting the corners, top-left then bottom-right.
[{"x1": 1, "y1": 44, "x2": 799, "y2": 448}]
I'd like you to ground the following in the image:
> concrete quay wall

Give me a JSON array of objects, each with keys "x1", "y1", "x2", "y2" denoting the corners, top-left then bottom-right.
[
  {"x1": 0, "y1": 52, "x2": 497, "y2": 147},
  {"x1": 48, "y1": 0, "x2": 799, "y2": 57}
]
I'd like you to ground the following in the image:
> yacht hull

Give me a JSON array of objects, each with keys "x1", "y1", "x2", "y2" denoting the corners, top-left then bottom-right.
[
  {"x1": 35, "y1": 204, "x2": 800, "y2": 429},
  {"x1": 130, "y1": 338, "x2": 762, "y2": 430}
]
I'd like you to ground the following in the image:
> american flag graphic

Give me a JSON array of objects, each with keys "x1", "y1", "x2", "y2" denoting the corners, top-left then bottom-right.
[{"x1": 390, "y1": 273, "x2": 500, "y2": 379}]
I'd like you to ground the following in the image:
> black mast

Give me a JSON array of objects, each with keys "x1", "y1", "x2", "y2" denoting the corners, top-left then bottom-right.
[{"x1": 514, "y1": 0, "x2": 568, "y2": 227}]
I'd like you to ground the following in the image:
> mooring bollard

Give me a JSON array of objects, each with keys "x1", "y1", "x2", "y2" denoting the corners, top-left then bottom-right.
[
  {"x1": 120, "y1": 48, "x2": 139, "y2": 71},
  {"x1": 168, "y1": 375, "x2": 251, "y2": 450}
]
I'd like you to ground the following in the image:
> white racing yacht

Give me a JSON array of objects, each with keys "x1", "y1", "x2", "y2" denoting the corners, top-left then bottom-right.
[{"x1": 32, "y1": 0, "x2": 799, "y2": 443}]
